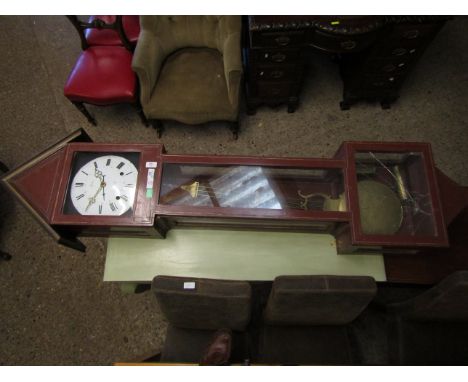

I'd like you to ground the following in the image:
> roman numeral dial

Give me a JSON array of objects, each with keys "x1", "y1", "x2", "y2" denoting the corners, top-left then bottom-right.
[{"x1": 69, "y1": 154, "x2": 139, "y2": 216}]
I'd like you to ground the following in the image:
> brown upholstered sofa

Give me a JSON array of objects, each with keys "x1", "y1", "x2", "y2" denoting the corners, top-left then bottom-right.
[
  {"x1": 132, "y1": 16, "x2": 243, "y2": 138},
  {"x1": 386, "y1": 271, "x2": 468, "y2": 365},
  {"x1": 152, "y1": 275, "x2": 251, "y2": 363}
]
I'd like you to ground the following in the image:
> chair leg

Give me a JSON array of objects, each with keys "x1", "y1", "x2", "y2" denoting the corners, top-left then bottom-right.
[
  {"x1": 72, "y1": 102, "x2": 97, "y2": 126},
  {"x1": 0, "y1": 160, "x2": 9, "y2": 173},
  {"x1": 134, "y1": 104, "x2": 149, "y2": 127},
  {"x1": 151, "y1": 120, "x2": 164, "y2": 138},
  {"x1": 0, "y1": 251, "x2": 12, "y2": 261},
  {"x1": 229, "y1": 120, "x2": 239, "y2": 140}
]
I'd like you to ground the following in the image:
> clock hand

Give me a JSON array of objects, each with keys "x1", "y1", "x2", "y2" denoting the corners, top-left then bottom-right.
[
  {"x1": 86, "y1": 183, "x2": 104, "y2": 211},
  {"x1": 94, "y1": 168, "x2": 104, "y2": 182},
  {"x1": 102, "y1": 175, "x2": 106, "y2": 201}
]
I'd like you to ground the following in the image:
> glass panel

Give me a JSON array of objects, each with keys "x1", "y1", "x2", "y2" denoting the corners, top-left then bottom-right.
[
  {"x1": 160, "y1": 164, "x2": 346, "y2": 212},
  {"x1": 354, "y1": 151, "x2": 435, "y2": 236}
]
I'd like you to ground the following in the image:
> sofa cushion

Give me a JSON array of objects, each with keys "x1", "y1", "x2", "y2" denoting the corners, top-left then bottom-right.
[
  {"x1": 264, "y1": 275, "x2": 377, "y2": 326},
  {"x1": 152, "y1": 275, "x2": 251, "y2": 331}
]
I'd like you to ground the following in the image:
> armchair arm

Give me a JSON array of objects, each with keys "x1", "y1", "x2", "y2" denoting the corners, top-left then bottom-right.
[
  {"x1": 132, "y1": 30, "x2": 166, "y2": 106},
  {"x1": 222, "y1": 31, "x2": 243, "y2": 107}
]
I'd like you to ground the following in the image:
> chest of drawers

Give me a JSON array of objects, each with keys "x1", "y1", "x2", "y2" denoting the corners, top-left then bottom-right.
[{"x1": 243, "y1": 16, "x2": 449, "y2": 113}]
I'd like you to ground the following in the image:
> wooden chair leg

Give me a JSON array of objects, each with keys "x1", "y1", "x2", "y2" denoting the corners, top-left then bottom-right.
[
  {"x1": 0, "y1": 160, "x2": 9, "y2": 173},
  {"x1": 0, "y1": 251, "x2": 12, "y2": 261},
  {"x1": 72, "y1": 102, "x2": 97, "y2": 126},
  {"x1": 229, "y1": 120, "x2": 239, "y2": 140},
  {"x1": 151, "y1": 120, "x2": 164, "y2": 138},
  {"x1": 134, "y1": 104, "x2": 149, "y2": 127}
]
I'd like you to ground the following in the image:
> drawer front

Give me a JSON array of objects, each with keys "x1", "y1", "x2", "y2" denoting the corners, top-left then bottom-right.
[
  {"x1": 387, "y1": 23, "x2": 442, "y2": 44},
  {"x1": 363, "y1": 57, "x2": 414, "y2": 76},
  {"x1": 251, "y1": 48, "x2": 301, "y2": 64},
  {"x1": 372, "y1": 23, "x2": 441, "y2": 58},
  {"x1": 309, "y1": 29, "x2": 379, "y2": 53},
  {"x1": 359, "y1": 74, "x2": 404, "y2": 90},
  {"x1": 256, "y1": 81, "x2": 294, "y2": 98},
  {"x1": 254, "y1": 64, "x2": 298, "y2": 81},
  {"x1": 250, "y1": 30, "x2": 306, "y2": 48}
]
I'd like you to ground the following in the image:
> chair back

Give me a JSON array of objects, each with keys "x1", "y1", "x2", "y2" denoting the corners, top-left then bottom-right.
[
  {"x1": 66, "y1": 15, "x2": 132, "y2": 51},
  {"x1": 139, "y1": 16, "x2": 240, "y2": 56},
  {"x1": 264, "y1": 275, "x2": 377, "y2": 326},
  {"x1": 392, "y1": 271, "x2": 468, "y2": 322},
  {"x1": 152, "y1": 275, "x2": 251, "y2": 331}
]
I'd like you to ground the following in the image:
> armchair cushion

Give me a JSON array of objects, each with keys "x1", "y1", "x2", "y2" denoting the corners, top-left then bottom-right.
[
  {"x1": 143, "y1": 48, "x2": 238, "y2": 124},
  {"x1": 64, "y1": 46, "x2": 136, "y2": 105},
  {"x1": 132, "y1": 16, "x2": 242, "y2": 125}
]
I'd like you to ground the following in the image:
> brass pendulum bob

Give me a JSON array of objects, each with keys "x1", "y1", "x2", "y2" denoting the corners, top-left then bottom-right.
[
  {"x1": 181, "y1": 181, "x2": 200, "y2": 198},
  {"x1": 298, "y1": 180, "x2": 403, "y2": 235},
  {"x1": 356, "y1": 180, "x2": 403, "y2": 235}
]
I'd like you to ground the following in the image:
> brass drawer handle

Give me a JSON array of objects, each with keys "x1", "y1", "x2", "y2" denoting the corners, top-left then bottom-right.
[
  {"x1": 383, "y1": 64, "x2": 396, "y2": 72},
  {"x1": 275, "y1": 36, "x2": 291, "y2": 46},
  {"x1": 271, "y1": 88, "x2": 281, "y2": 95},
  {"x1": 403, "y1": 29, "x2": 420, "y2": 39},
  {"x1": 392, "y1": 48, "x2": 407, "y2": 56},
  {"x1": 341, "y1": 40, "x2": 357, "y2": 50},
  {"x1": 271, "y1": 70, "x2": 284, "y2": 79},
  {"x1": 271, "y1": 53, "x2": 286, "y2": 62}
]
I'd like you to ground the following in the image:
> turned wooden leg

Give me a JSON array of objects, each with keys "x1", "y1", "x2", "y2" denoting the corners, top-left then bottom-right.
[
  {"x1": 229, "y1": 120, "x2": 239, "y2": 140},
  {"x1": 0, "y1": 160, "x2": 9, "y2": 173},
  {"x1": 246, "y1": 102, "x2": 257, "y2": 116},
  {"x1": 151, "y1": 120, "x2": 164, "y2": 138},
  {"x1": 134, "y1": 104, "x2": 149, "y2": 127},
  {"x1": 72, "y1": 102, "x2": 97, "y2": 126},
  {"x1": 340, "y1": 101, "x2": 351, "y2": 111},
  {"x1": 381, "y1": 97, "x2": 398, "y2": 110},
  {"x1": 0, "y1": 250, "x2": 12, "y2": 261},
  {"x1": 287, "y1": 98, "x2": 299, "y2": 113}
]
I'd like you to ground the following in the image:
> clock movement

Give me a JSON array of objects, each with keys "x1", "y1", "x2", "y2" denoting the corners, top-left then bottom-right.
[{"x1": 1, "y1": 129, "x2": 465, "y2": 256}]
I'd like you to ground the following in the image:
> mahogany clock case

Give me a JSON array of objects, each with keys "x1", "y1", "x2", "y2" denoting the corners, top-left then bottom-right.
[
  {"x1": 0, "y1": 128, "x2": 452, "y2": 254},
  {"x1": 337, "y1": 141, "x2": 448, "y2": 249},
  {"x1": 50, "y1": 142, "x2": 163, "y2": 231},
  {"x1": 155, "y1": 155, "x2": 350, "y2": 234}
]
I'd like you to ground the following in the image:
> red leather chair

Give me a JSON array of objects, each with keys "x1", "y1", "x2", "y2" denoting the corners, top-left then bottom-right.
[
  {"x1": 85, "y1": 16, "x2": 140, "y2": 47},
  {"x1": 64, "y1": 16, "x2": 147, "y2": 126}
]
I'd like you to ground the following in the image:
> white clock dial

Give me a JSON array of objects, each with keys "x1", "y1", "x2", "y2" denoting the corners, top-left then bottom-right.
[{"x1": 70, "y1": 155, "x2": 138, "y2": 216}]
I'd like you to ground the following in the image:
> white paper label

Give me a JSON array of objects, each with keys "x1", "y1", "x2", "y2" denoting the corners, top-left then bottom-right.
[
  {"x1": 146, "y1": 162, "x2": 158, "y2": 168},
  {"x1": 183, "y1": 282, "x2": 196, "y2": 290},
  {"x1": 146, "y1": 168, "x2": 155, "y2": 189}
]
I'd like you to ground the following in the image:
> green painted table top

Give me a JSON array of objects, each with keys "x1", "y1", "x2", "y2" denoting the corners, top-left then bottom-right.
[{"x1": 104, "y1": 228, "x2": 386, "y2": 282}]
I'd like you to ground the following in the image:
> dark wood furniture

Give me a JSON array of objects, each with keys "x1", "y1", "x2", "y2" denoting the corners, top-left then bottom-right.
[
  {"x1": 2, "y1": 129, "x2": 467, "y2": 284},
  {"x1": 0, "y1": 160, "x2": 12, "y2": 261},
  {"x1": 386, "y1": 271, "x2": 468, "y2": 365},
  {"x1": 244, "y1": 16, "x2": 449, "y2": 113}
]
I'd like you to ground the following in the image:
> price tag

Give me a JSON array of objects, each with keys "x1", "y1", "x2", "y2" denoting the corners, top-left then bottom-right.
[
  {"x1": 183, "y1": 282, "x2": 196, "y2": 290},
  {"x1": 146, "y1": 162, "x2": 158, "y2": 168},
  {"x1": 146, "y1": 168, "x2": 155, "y2": 189}
]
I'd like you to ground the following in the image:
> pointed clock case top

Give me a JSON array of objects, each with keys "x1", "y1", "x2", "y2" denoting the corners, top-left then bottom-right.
[{"x1": 1, "y1": 129, "x2": 92, "y2": 241}]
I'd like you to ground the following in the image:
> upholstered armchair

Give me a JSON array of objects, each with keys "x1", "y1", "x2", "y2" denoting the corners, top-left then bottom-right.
[{"x1": 132, "y1": 16, "x2": 243, "y2": 139}]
